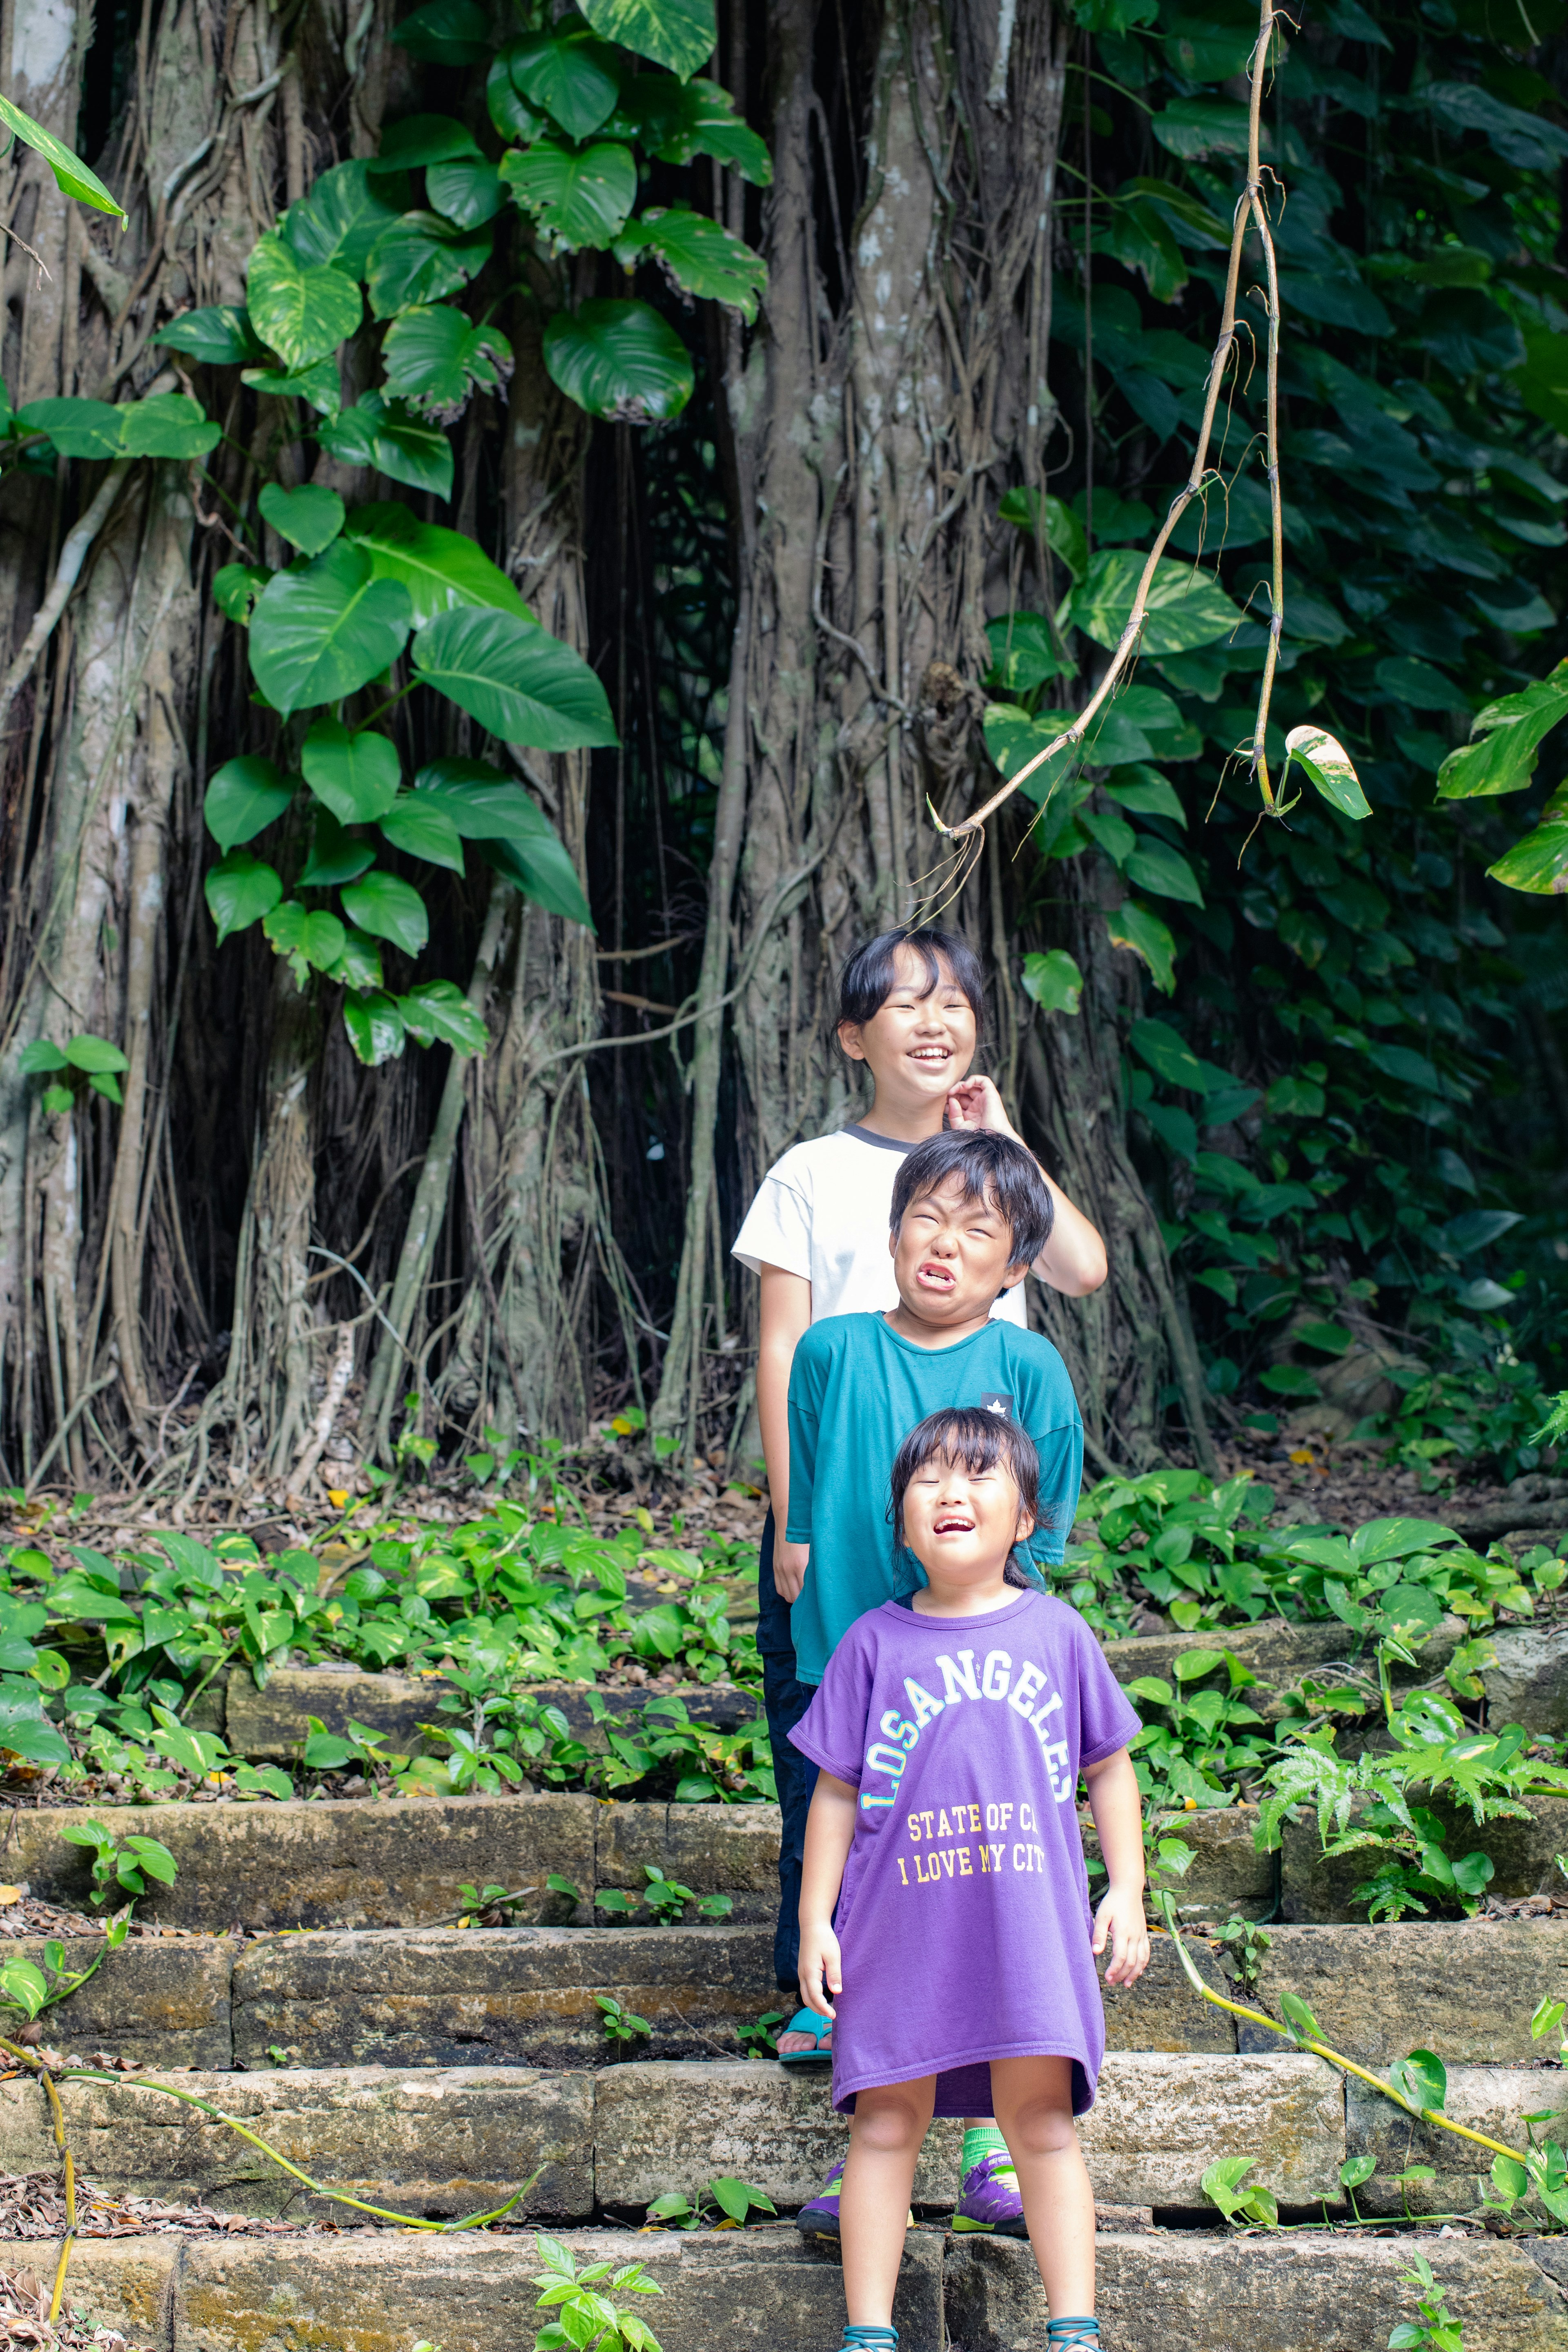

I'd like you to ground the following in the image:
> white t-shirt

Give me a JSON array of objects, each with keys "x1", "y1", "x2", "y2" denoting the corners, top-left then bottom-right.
[{"x1": 731, "y1": 1125, "x2": 1029, "y2": 1326}]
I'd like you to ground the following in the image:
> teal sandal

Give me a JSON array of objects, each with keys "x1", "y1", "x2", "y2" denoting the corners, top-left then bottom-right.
[
  {"x1": 776, "y1": 2006, "x2": 833, "y2": 2067},
  {"x1": 842, "y1": 2331, "x2": 898, "y2": 2349},
  {"x1": 1046, "y1": 2323, "x2": 1100, "y2": 2347}
]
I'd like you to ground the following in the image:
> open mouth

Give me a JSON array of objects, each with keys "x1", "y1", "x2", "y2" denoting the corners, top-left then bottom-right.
[
  {"x1": 916, "y1": 1259, "x2": 956, "y2": 1289},
  {"x1": 909, "y1": 1046, "x2": 952, "y2": 1068},
  {"x1": 933, "y1": 1514, "x2": 976, "y2": 1535}
]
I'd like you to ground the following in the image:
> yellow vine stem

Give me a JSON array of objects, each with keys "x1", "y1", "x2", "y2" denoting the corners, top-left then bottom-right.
[
  {"x1": 1154, "y1": 1896, "x2": 1529, "y2": 2169},
  {"x1": 0, "y1": 2036, "x2": 538, "y2": 2323},
  {"x1": 932, "y1": 0, "x2": 1288, "y2": 844}
]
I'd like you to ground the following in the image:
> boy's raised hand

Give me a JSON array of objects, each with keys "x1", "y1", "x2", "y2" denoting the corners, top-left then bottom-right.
[
  {"x1": 945, "y1": 1074, "x2": 1020, "y2": 1138},
  {"x1": 797, "y1": 1917, "x2": 843, "y2": 2021},
  {"x1": 1091, "y1": 1884, "x2": 1152, "y2": 1987}
]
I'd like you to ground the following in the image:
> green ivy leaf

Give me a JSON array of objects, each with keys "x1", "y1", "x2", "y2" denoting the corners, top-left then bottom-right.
[
  {"x1": 344, "y1": 990, "x2": 408, "y2": 1066},
  {"x1": 381, "y1": 307, "x2": 512, "y2": 418},
  {"x1": 371, "y1": 114, "x2": 482, "y2": 172},
  {"x1": 505, "y1": 26, "x2": 624, "y2": 139},
  {"x1": 206, "y1": 850, "x2": 283, "y2": 945},
  {"x1": 542, "y1": 298, "x2": 694, "y2": 422},
  {"x1": 317, "y1": 394, "x2": 454, "y2": 500},
  {"x1": 613, "y1": 76, "x2": 771, "y2": 183},
  {"x1": 364, "y1": 212, "x2": 494, "y2": 320},
  {"x1": 249, "y1": 544, "x2": 412, "y2": 717},
  {"x1": 213, "y1": 565, "x2": 272, "y2": 626},
  {"x1": 325, "y1": 926, "x2": 384, "y2": 991},
  {"x1": 1020, "y1": 949, "x2": 1083, "y2": 1015},
  {"x1": 116, "y1": 393, "x2": 219, "y2": 458},
  {"x1": 1123, "y1": 836, "x2": 1205, "y2": 906},
  {"x1": 258, "y1": 483, "x2": 345, "y2": 557},
  {"x1": 17, "y1": 398, "x2": 127, "y2": 459},
  {"x1": 1436, "y1": 660, "x2": 1568, "y2": 801},
  {"x1": 241, "y1": 356, "x2": 342, "y2": 415},
  {"x1": 341, "y1": 871, "x2": 430, "y2": 956},
  {"x1": 1487, "y1": 784, "x2": 1568, "y2": 895},
  {"x1": 302, "y1": 718, "x2": 402, "y2": 826},
  {"x1": 479, "y1": 834, "x2": 595, "y2": 929},
  {"x1": 998, "y1": 486, "x2": 1089, "y2": 584},
  {"x1": 263, "y1": 901, "x2": 348, "y2": 982},
  {"x1": 397, "y1": 977, "x2": 488, "y2": 1052},
  {"x1": 412, "y1": 607, "x2": 619, "y2": 748},
  {"x1": 613, "y1": 205, "x2": 767, "y2": 321},
  {"x1": 380, "y1": 796, "x2": 465, "y2": 871},
  {"x1": 1388, "y1": 2049, "x2": 1448, "y2": 2114},
  {"x1": 1285, "y1": 725, "x2": 1372, "y2": 821},
  {"x1": 0, "y1": 91, "x2": 125, "y2": 218},
  {"x1": 343, "y1": 502, "x2": 528, "y2": 628},
  {"x1": 245, "y1": 234, "x2": 361, "y2": 369},
  {"x1": 205, "y1": 755, "x2": 295, "y2": 851},
  {"x1": 1130, "y1": 1018, "x2": 1204, "y2": 1090},
  {"x1": 581, "y1": 0, "x2": 717, "y2": 81},
  {"x1": 500, "y1": 140, "x2": 637, "y2": 250},
  {"x1": 300, "y1": 810, "x2": 376, "y2": 889},
  {"x1": 984, "y1": 612, "x2": 1067, "y2": 697},
  {"x1": 413, "y1": 759, "x2": 554, "y2": 837},
  {"x1": 1067, "y1": 548, "x2": 1243, "y2": 657},
  {"x1": 426, "y1": 155, "x2": 504, "y2": 230},
  {"x1": 153, "y1": 306, "x2": 267, "y2": 364},
  {"x1": 391, "y1": 0, "x2": 492, "y2": 64},
  {"x1": 282, "y1": 160, "x2": 408, "y2": 278}
]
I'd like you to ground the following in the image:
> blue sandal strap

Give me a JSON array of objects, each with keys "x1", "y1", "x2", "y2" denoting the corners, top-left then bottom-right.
[
  {"x1": 1046, "y1": 2322, "x2": 1100, "y2": 2347},
  {"x1": 843, "y1": 2331, "x2": 899, "y2": 2350}
]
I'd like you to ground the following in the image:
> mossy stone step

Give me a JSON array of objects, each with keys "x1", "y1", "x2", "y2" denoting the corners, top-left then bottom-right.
[
  {"x1": 19, "y1": 1920, "x2": 1568, "y2": 2077},
  {"x1": 0, "y1": 2050, "x2": 1340, "y2": 2217},
  {"x1": 24, "y1": 2223, "x2": 1568, "y2": 2352},
  {"x1": 209, "y1": 1669, "x2": 758, "y2": 1759},
  {"x1": 4, "y1": 1793, "x2": 777, "y2": 1929}
]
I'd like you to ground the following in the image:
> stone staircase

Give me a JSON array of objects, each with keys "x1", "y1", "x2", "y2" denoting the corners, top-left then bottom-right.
[{"x1": 0, "y1": 1791, "x2": 1563, "y2": 2348}]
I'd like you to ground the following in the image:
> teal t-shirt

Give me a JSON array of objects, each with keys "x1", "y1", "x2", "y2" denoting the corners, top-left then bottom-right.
[{"x1": 783, "y1": 1311, "x2": 1084, "y2": 1686}]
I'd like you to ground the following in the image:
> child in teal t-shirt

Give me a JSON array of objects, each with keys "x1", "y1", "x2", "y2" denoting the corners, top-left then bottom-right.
[{"x1": 784, "y1": 1129, "x2": 1083, "y2": 1684}]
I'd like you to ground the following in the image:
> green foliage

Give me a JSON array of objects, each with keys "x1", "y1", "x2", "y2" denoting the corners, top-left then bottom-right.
[
  {"x1": 1389, "y1": 2252, "x2": 1464, "y2": 2352},
  {"x1": 529, "y1": 2231, "x2": 664, "y2": 2352},
  {"x1": 0, "y1": 91, "x2": 126, "y2": 218},
  {"x1": 59, "y1": 1816, "x2": 177, "y2": 1905},
  {"x1": 1000, "y1": 0, "x2": 1568, "y2": 1419},
  {"x1": 1200, "y1": 2154, "x2": 1278, "y2": 2230},
  {"x1": 595, "y1": 1993, "x2": 652, "y2": 2049},
  {"x1": 644, "y1": 2176, "x2": 777, "y2": 2230},
  {"x1": 18, "y1": 1032, "x2": 130, "y2": 1116}
]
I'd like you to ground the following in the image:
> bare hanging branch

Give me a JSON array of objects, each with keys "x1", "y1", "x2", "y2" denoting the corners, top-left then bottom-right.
[{"x1": 935, "y1": 0, "x2": 1287, "y2": 840}]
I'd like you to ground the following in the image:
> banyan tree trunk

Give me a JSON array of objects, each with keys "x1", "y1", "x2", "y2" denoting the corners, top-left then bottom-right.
[{"x1": 654, "y1": 0, "x2": 1208, "y2": 1472}]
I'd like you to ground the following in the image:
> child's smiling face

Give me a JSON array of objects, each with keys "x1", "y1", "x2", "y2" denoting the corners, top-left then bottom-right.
[
  {"x1": 902, "y1": 1448, "x2": 1034, "y2": 1597},
  {"x1": 889, "y1": 1171, "x2": 1028, "y2": 1330},
  {"x1": 837, "y1": 945, "x2": 976, "y2": 1108}
]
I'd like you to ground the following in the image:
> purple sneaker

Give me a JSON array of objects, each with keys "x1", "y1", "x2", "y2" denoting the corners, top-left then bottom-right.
[
  {"x1": 952, "y1": 2147, "x2": 1027, "y2": 2237},
  {"x1": 795, "y1": 2158, "x2": 845, "y2": 2241}
]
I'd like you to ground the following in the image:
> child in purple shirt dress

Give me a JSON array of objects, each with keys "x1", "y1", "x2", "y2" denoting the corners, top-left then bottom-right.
[{"x1": 791, "y1": 1407, "x2": 1149, "y2": 2352}]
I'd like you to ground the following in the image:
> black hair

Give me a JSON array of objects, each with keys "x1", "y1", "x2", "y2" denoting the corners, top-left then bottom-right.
[
  {"x1": 889, "y1": 1408, "x2": 1047, "y2": 1589},
  {"x1": 889, "y1": 1129, "x2": 1054, "y2": 1273},
  {"x1": 837, "y1": 927, "x2": 987, "y2": 1046}
]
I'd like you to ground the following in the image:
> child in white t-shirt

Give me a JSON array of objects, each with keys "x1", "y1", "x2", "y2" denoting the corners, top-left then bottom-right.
[{"x1": 730, "y1": 925, "x2": 1107, "y2": 2168}]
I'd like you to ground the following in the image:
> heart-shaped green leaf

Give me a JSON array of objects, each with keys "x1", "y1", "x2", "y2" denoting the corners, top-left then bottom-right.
[
  {"x1": 205, "y1": 755, "x2": 295, "y2": 850},
  {"x1": 206, "y1": 850, "x2": 283, "y2": 945},
  {"x1": 249, "y1": 544, "x2": 412, "y2": 717},
  {"x1": 381, "y1": 307, "x2": 512, "y2": 416},
  {"x1": 1105, "y1": 900, "x2": 1176, "y2": 993},
  {"x1": 300, "y1": 810, "x2": 376, "y2": 888},
  {"x1": 426, "y1": 154, "x2": 504, "y2": 229},
  {"x1": 501, "y1": 139, "x2": 636, "y2": 249},
  {"x1": 1285, "y1": 724, "x2": 1371, "y2": 821},
  {"x1": 302, "y1": 718, "x2": 402, "y2": 825},
  {"x1": 153, "y1": 307, "x2": 267, "y2": 364},
  {"x1": 542, "y1": 298, "x2": 693, "y2": 422},
  {"x1": 18, "y1": 398, "x2": 125, "y2": 459},
  {"x1": 397, "y1": 977, "x2": 488, "y2": 1052},
  {"x1": 364, "y1": 212, "x2": 493, "y2": 319},
  {"x1": 246, "y1": 233, "x2": 361, "y2": 369},
  {"x1": 380, "y1": 796, "x2": 465, "y2": 871},
  {"x1": 343, "y1": 991, "x2": 408, "y2": 1065},
  {"x1": 283, "y1": 160, "x2": 408, "y2": 278},
  {"x1": 506, "y1": 26, "x2": 624, "y2": 137},
  {"x1": 341, "y1": 870, "x2": 430, "y2": 955},
  {"x1": 317, "y1": 394, "x2": 454, "y2": 500},
  {"x1": 259, "y1": 483, "x2": 346, "y2": 557},
  {"x1": 412, "y1": 607, "x2": 617, "y2": 748},
  {"x1": 613, "y1": 206, "x2": 766, "y2": 321},
  {"x1": 344, "y1": 503, "x2": 527, "y2": 627},
  {"x1": 264, "y1": 901, "x2": 348, "y2": 978},
  {"x1": 581, "y1": 0, "x2": 716, "y2": 81}
]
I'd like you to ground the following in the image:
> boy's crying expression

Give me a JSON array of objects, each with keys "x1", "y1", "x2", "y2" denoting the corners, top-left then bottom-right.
[{"x1": 888, "y1": 1172, "x2": 1029, "y2": 1332}]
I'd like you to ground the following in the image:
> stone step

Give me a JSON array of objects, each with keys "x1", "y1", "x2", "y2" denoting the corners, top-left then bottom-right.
[
  {"x1": 194, "y1": 1669, "x2": 760, "y2": 1759},
  {"x1": 3, "y1": 1792, "x2": 776, "y2": 1929},
  {"x1": 21, "y1": 1920, "x2": 1566, "y2": 2077},
  {"x1": 25, "y1": 2221, "x2": 1568, "y2": 2352},
  {"x1": 15, "y1": 1782, "x2": 1563, "y2": 1934},
  {"x1": 0, "y1": 2051, "x2": 1342, "y2": 2218}
]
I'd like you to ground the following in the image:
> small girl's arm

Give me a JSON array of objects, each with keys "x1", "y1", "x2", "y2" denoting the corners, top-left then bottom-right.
[
  {"x1": 1080, "y1": 1747, "x2": 1151, "y2": 1986},
  {"x1": 797, "y1": 1771, "x2": 859, "y2": 2019}
]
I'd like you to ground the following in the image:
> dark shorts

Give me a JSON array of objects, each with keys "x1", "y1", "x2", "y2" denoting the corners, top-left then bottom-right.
[{"x1": 757, "y1": 1509, "x2": 818, "y2": 1989}]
